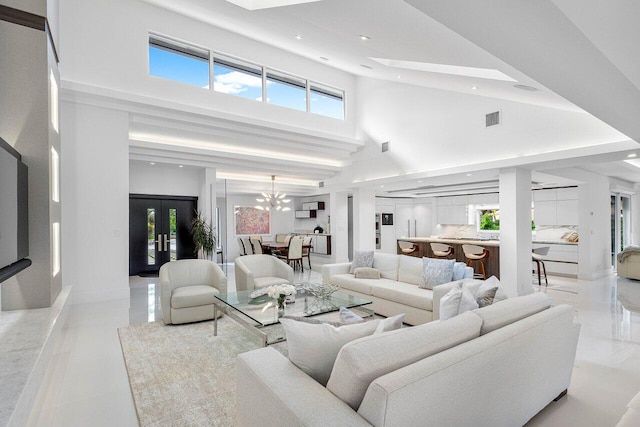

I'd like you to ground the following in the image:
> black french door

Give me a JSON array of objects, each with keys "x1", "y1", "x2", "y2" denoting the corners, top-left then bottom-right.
[{"x1": 129, "y1": 195, "x2": 198, "y2": 276}]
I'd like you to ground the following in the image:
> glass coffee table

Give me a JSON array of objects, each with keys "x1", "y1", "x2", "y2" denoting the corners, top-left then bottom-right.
[{"x1": 213, "y1": 287, "x2": 373, "y2": 346}]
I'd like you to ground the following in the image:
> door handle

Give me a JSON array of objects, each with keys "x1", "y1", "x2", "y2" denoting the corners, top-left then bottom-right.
[
  {"x1": 164, "y1": 234, "x2": 169, "y2": 252},
  {"x1": 156, "y1": 235, "x2": 162, "y2": 252}
]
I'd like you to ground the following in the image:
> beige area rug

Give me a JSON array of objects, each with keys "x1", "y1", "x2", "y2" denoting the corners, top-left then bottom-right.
[{"x1": 118, "y1": 317, "x2": 279, "y2": 427}]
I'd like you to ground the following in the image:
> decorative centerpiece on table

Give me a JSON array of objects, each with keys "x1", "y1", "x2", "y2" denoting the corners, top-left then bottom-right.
[
  {"x1": 302, "y1": 283, "x2": 339, "y2": 300},
  {"x1": 267, "y1": 284, "x2": 297, "y2": 317}
]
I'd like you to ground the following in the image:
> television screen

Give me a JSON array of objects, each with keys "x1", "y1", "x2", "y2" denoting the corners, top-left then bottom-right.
[{"x1": 0, "y1": 137, "x2": 29, "y2": 278}]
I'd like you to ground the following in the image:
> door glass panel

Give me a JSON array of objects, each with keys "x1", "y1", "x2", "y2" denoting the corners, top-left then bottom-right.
[
  {"x1": 148, "y1": 208, "x2": 156, "y2": 265},
  {"x1": 169, "y1": 208, "x2": 177, "y2": 261}
]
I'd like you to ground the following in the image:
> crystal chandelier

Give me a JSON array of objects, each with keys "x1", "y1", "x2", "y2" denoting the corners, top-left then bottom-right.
[{"x1": 256, "y1": 176, "x2": 291, "y2": 211}]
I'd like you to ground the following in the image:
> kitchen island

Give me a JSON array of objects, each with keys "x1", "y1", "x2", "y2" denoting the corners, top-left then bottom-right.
[{"x1": 397, "y1": 237, "x2": 500, "y2": 279}]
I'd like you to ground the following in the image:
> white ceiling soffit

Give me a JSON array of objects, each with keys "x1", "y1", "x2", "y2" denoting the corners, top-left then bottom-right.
[
  {"x1": 370, "y1": 58, "x2": 516, "y2": 82},
  {"x1": 404, "y1": 0, "x2": 640, "y2": 142},
  {"x1": 225, "y1": 0, "x2": 322, "y2": 10}
]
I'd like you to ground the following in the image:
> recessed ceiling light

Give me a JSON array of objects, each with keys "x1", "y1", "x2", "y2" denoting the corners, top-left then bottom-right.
[
  {"x1": 179, "y1": 165, "x2": 184, "y2": 168},
  {"x1": 471, "y1": 86, "x2": 478, "y2": 90},
  {"x1": 294, "y1": 34, "x2": 303, "y2": 40},
  {"x1": 514, "y1": 84, "x2": 538, "y2": 92},
  {"x1": 360, "y1": 64, "x2": 373, "y2": 70},
  {"x1": 466, "y1": 173, "x2": 472, "y2": 177},
  {"x1": 320, "y1": 56, "x2": 329, "y2": 61},
  {"x1": 150, "y1": 162, "x2": 155, "y2": 165},
  {"x1": 627, "y1": 153, "x2": 637, "y2": 158},
  {"x1": 380, "y1": 185, "x2": 384, "y2": 188},
  {"x1": 396, "y1": 75, "x2": 402, "y2": 79},
  {"x1": 418, "y1": 180, "x2": 422, "y2": 183},
  {"x1": 359, "y1": 35, "x2": 370, "y2": 41}
]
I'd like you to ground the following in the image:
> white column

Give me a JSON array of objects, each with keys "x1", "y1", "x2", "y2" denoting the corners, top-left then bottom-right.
[
  {"x1": 352, "y1": 187, "x2": 376, "y2": 252},
  {"x1": 631, "y1": 184, "x2": 640, "y2": 246},
  {"x1": 578, "y1": 177, "x2": 612, "y2": 279},
  {"x1": 499, "y1": 168, "x2": 532, "y2": 296},
  {"x1": 199, "y1": 167, "x2": 217, "y2": 226},
  {"x1": 330, "y1": 191, "x2": 349, "y2": 262}
]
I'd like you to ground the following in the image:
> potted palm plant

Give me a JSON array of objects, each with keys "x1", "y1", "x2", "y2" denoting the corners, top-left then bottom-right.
[{"x1": 190, "y1": 210, "x2": 217, "y2": 261}]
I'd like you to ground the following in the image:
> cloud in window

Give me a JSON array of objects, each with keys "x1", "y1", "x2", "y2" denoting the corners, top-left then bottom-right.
[{"x1": 214, "y1": 71, "x2": 262, "y2": 94}]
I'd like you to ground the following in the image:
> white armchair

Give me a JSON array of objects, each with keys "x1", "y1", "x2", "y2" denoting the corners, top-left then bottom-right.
[
  {"x1": 235, "y1": 255, "x2": 294, "y2": 292},
  {"x1": 159, "y1": 259, "x2": 227, "y2": 325}
]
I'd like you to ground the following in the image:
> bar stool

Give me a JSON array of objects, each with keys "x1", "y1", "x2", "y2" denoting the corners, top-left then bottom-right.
[
  {"x1": 398, "y1": 240, "x2": 418, "y2": 256},
  {"x1": 532, "y1": 246, "x2": 550, "y2": 287},
  {"x1": 430, "y1": 243, "x2": 454, "y2": 259},
  {"x1": 462, "y1": 244, "x2": 489, "y2": 280}
]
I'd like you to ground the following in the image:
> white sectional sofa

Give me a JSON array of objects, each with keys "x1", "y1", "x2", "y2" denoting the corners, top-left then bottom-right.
[
  {"x1": 617, "y1": 390, "x2": 640, "y2": 426},
  {"x1": 237, "y1": 293, "x2": 581, "y2": 427},
  {"x1": 322, "y1": 253, "x2": 473, "y2": 325}
]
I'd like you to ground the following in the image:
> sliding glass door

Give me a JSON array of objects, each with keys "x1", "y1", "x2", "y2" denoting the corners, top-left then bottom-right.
[{"x1": 611, "y1": 193, "x2": 632, "y2": 269}]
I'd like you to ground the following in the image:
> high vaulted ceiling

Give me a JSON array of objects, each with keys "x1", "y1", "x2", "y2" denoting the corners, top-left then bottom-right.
[{"x1": 130, "y1": 0, "x2": 640, "y2": 194}]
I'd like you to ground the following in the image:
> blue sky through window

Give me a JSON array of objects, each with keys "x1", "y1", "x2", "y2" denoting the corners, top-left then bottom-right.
[
  {"x1": 310, "y1": 90, "x2": 344, "y2": 120},
  {"x1": 149, "y1": 46, "x2": 209, "y2": 88},
  {"x1": 213, "y1": 64, "x2": 263, "y2": 101}
]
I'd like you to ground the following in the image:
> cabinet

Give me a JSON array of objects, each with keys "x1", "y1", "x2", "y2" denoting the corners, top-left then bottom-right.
[
  {"x1": 533, "y1": 187, "x2": 579, "y2": 226},
  {"x1": 556, "y1": 200, "x2": 579, "y2": 225},
  {"x1": 436, "y1": 202, "x2": 468, "y2": 225},
  {"x1": 302, "y1": 201, "x2": 325, "y2": 211},
  {"x1": 295, "y1": 210, "x2": 316, "y2": 219}
]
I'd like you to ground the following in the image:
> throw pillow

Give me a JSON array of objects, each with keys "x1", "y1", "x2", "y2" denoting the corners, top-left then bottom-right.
[
  {"x1": 439, "y1": 283, "x2": 479, "y2": 321},
  {"x1": 476, "y1": 287, "x2": 498, "y2": 308},
  {"x1": 478, "y1": 276, "x2": 508, "y2": 302},
  {"x1": 375, "y1": 313, "x2": 406, "y2": 334},
  {"x1": 452, "y1": 262, "x2": 468, "y2": 281},
  {"x1": 340, "y1": 307, "x2": 364, "y2": 324},
  {"x1": 353, "y1": 267, "x2": 381, "y2": 279},
  {"x1": 349, "y1": 251, "x2": 375, "y2": 274},
  {"x1": 419, "y1": 258, "x2": 456, "y2": 290},
  {"x1": 279, "y1": 318, "x2": 381, "y2": 385}
]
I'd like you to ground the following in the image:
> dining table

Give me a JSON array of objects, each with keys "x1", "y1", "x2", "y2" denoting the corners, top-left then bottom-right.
[{"x1": 260, "y1": 241, "x2": 312, "y2": 256}]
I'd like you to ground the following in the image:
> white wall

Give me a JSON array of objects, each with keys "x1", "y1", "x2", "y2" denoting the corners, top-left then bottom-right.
[
  {"x1": 61, "y1": 102, "x2": 130, "y2": 303},
  {"x1": 129, "y1": 161, "x2": 201, "y2": 197},
  {"x1": 224, "y1": 194, "x2": 294, "y2": 260},
  {"x1": 294, "y1": 194, "x2": 330, "y2": 232},
  {"x1": 59, "y1": 0, "x2": 356, "y2": 139}
]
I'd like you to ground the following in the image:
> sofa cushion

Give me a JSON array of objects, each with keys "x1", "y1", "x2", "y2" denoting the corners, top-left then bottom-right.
[
  {"x1": 254, "y1": 276, "x2": 289, "y2": 289},
  {"x1": 349, "y1": 251, "x2": 375, "y2": 273},
  {"x1": 332, "y1": 274, "x2": 378, "y2": 295},
  {"x1": 373, "y1": 252, "x2": 400, "y2": 281},
  {"x1": 473, "y1": 292, "x2": 552, "y2": 335},
  {"x1": 354, "y1": 267, "x2": 381, "y2": 279},
  {"x1": 371, "y1": 281, "x2": 434, "y2": 311},
  {"x1": 419, "y1": 258, "x2": 456, "y2": 289},
  {"x1": 327, "y1": 311, "x2": 482, "y2": 410},
  {"x1": 171, "y1": 285, "x2": 219, "y2": 309},
  {"x1": 452, "y1": 262, "x2": 468, "y2": 281},
  {"x1": 397, "y1": 255, "x2": 423, "y2": 285},
  {"x1": 280, "y1": 317, "x2": 400, "y2": 386}
]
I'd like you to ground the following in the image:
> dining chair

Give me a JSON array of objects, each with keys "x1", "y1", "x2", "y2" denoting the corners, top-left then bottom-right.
[
  {"x1": 284, "y1": 235, "x2": 292, "y2": 245},
  {"x1": 302, "y1": 236, "x2": 313, "y2": 269},
  {"x1": 275, "y1": 234, "x2": 287, "y2": 243},
  {"x1": 238, "y1": 237, "x2": 247, "y2": 256},
  {"x1": 250, "y1": 238, "x2": 263, "y2": 254},
  {"x1": 278, "y1": 236, "x2": 304, "y2": 271},
  {"x1": 242, "y1": 237, "x2": 254, "y2": 255}
]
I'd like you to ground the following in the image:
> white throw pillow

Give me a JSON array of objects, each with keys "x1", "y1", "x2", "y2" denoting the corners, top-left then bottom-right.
[
  {"x1": 349, "y1": 251, "x2": 375, "y2": 274},
  {"x1": 340, "y1": 307, "x2": 364, "y2": 324},
  {"x1": 419, "y1": 258, "x2": 456, "y2": 289},
  {"x1": 439, "y1": 283, "x2": 479, "y2": 321},
  {"x1": 375, "y1": 313, "x2": 406, "y2": 334},
  {"x1": 279, "y1": 318, "x2": 381, "y2": 386}
]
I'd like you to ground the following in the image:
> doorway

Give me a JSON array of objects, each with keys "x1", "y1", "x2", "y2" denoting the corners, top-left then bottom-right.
[
  {"x1": 611, "y1": 193, "x2": 632, "y2": 269},
  {"x1": 129, "y1": 194, "x2": 198, "y2": 276}
]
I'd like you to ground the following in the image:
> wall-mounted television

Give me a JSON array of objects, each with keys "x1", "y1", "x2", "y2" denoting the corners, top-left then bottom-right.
[{"x1": 0, "y1": 137, "x2": 30, "y2": 283}]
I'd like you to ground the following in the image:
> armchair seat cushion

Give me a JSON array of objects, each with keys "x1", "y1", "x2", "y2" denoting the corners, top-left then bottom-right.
[
  {"x1": 171, "y1": 285, "x2": 219, "y2": 309},
  {"x1": 254, "y1": 276, "x2": 291, "y2": 289}
]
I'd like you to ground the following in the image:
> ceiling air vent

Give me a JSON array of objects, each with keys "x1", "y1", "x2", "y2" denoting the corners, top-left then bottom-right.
[
  {"x1": 381, "y1": 141, "x2": 390, "y2": 153},
  {"x1": 486, "y1": 111, "x2": 501, "y2": 127},
  {"x1": 319, "y1": 181, "x2": 324, "y2": 188}
]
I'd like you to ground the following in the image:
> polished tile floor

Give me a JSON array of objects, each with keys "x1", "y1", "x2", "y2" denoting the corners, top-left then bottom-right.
[{"x1": 27, "y1": 267, "x2": 640, "y2": 426}]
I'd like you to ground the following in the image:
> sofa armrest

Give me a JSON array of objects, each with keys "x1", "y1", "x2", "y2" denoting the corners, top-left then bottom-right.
[
  {"x1": 322, "y1": 263, "x2": 352, "y2": 285},
  {"x1": 210, "y1": 263, "x2": 228, "y2": 295},
  {"x1": 237, "y1": 348, "x2": 371, "y2": 427}
]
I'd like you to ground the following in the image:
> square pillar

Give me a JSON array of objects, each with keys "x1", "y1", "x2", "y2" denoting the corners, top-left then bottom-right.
[
  {"x1": 499, "y1": 168, "x2": 532, "y2": 296},
  {"x1": 352, "y1": 188, "x2": 376, "y2": 252},
  {"x1": 330, "y1": 191, "x2": 349, "y2": 263}
]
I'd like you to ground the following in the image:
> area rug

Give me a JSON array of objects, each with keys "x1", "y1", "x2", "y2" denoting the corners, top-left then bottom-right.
[{"x1": 118, "y1": 317, "x2": 271, "y2": 427}]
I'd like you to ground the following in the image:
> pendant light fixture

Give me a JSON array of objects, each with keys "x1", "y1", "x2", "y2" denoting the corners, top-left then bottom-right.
[{"x1": 256, "y1": 175, "x2": 291, "y2": 211}]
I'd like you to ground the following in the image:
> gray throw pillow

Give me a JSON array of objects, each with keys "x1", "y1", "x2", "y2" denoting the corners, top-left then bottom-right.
[
  {"x1": 476, "y1": 287, "x2": 498, "y2": 308},
  {"x1": 419, "y1": 258, "x2": 456, "y2": 289},
  {"x1": 349, "y1": 251, "x2": 374, "y2": 274}
]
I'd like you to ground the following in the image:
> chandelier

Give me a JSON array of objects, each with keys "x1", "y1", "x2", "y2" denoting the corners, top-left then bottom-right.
[{"x1": 256, "y1": 176, "x2": 291, "y2": 211}]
